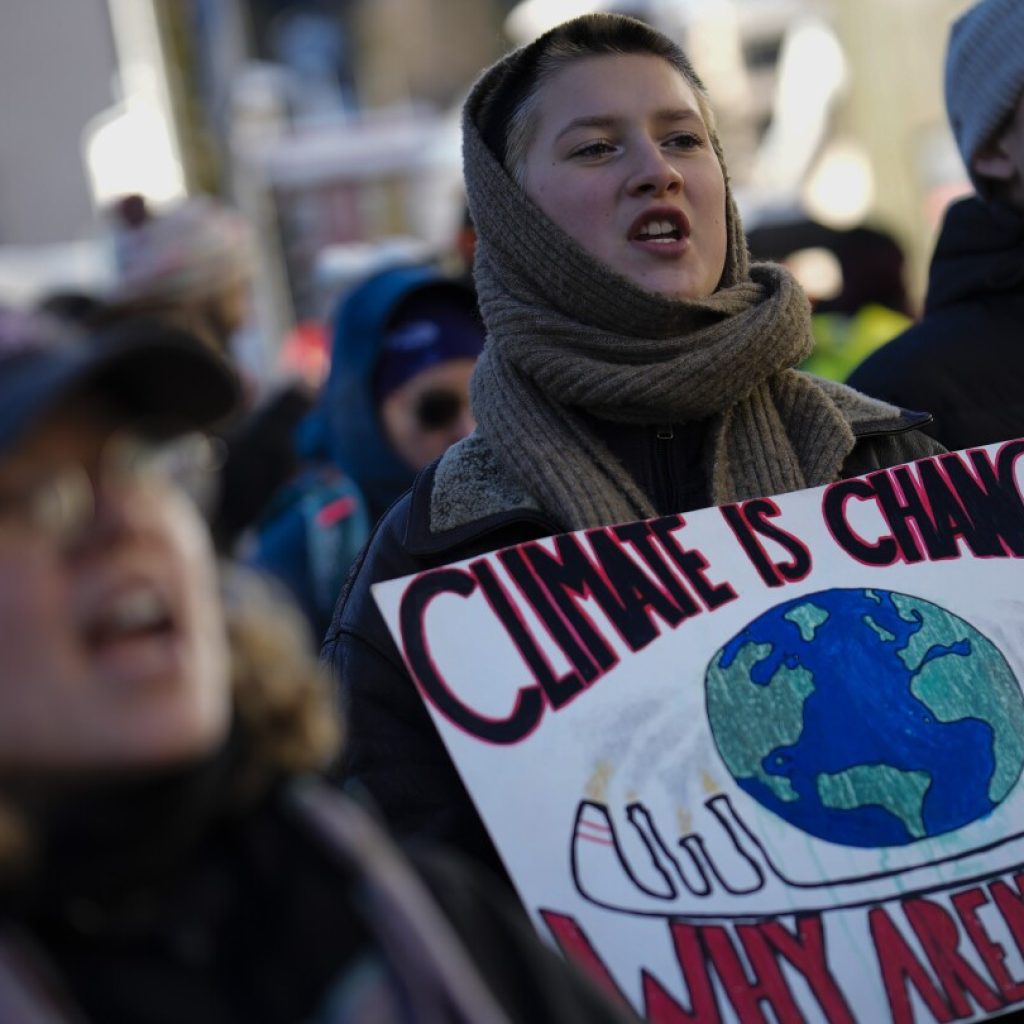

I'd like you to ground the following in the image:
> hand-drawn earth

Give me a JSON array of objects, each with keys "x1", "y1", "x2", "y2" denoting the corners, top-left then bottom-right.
[{"x1": 706, "y1": 589, "x2": 1024, "y2": 847}]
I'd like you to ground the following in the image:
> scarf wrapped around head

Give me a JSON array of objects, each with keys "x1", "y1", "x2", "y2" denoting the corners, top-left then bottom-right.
[{"x1": 462, "y1": 19, "x2": 857, "y2": 531}]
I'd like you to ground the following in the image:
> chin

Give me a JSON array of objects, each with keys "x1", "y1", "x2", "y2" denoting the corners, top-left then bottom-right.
[
  {"x1": 114, "y1": 698, "x2": 230, "y2": 770},
  {"x1": 647, "y1": 282, "x2": 708, "y2": 301},
  {"x1": 626, "y1": 269, "x2": 713, "y2": 302},
  {"x1": 120, "y1": 730, "x2": 224, "y2": 771}
]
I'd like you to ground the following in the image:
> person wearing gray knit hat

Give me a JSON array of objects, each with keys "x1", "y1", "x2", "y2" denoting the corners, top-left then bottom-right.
[
  {"x1": 945, "y1": 0, "x2": 1024, "y2": 203},
  {"x1": 848, "y1": 0, "x2": 1024, "y2": 451},
  {"x1": 100, "y1": 194, "x2": 254, "y2": 361},
  {"x1": 321, "y1": 13, "x2": 945, "y2": 880}
]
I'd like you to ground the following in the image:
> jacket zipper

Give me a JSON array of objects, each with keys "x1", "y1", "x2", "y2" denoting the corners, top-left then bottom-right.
[{"x1": 654, "y1": 424, "x2": 676, "y2": 515}]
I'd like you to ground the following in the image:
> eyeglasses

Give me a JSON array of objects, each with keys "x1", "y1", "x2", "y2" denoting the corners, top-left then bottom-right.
[
  {"x1": 0, "y1": 432, "x2": 221, "y2": 549},
  {"x1": 414, "y1": 388, "x2": 468, "y2": 432}
]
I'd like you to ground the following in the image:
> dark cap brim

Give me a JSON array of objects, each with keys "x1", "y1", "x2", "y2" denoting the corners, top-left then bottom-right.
[{"x1": 0, "y1": 321, "x2": 241, "y2": 456}]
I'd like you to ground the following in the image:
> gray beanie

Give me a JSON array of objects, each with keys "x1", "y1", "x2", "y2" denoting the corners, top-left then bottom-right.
[{"x1": 945, "y1": 0, "x2": 1024, "y2": 193}]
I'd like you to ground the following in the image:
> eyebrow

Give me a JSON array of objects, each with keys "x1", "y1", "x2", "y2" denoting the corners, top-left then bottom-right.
[{"x1": 555, "y1": 108, "x2": 702, "y2": 141}]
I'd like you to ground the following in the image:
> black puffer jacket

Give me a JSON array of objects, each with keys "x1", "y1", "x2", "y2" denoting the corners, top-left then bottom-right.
[
  {"x1": 323, "y1": 392, "x2": 944, "y2": 883},
  {"x1": 847, "y1": 197, "x2": 1024, "y2": 452}
]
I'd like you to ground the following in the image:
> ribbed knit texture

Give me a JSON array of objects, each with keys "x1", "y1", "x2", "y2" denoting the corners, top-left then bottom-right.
[
  {"x1": 462, "y1": 45, "x2": 857, "y2": 532},
  {"x1": 945, "y1": 0, "x2": 1024, "y2": 192}
]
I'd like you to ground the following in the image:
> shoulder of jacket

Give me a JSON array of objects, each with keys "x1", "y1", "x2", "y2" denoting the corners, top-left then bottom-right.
[
  {"x1": 432, "y1": 434, "x2": 537, "y2": 525},
  {"x1": 402, "y1": 435, "x2": 553, "y2": 557},
  {"x1": 807, "y1": 374, "x2": 933, "y2": 438}
]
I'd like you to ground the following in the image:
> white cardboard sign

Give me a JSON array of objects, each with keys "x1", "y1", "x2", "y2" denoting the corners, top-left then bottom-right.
[{"x1": 373, "y1": 439, "x2": 1024, "y2": 1023}]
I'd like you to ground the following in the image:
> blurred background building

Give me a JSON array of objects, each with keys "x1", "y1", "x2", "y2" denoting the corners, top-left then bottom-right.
[{"x1": 0, "y1": 0, "x2": 979, "y2": 382}]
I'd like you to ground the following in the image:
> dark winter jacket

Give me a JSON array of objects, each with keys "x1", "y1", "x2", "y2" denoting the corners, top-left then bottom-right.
[
  {"x1": 322, "y1": 385, "x2": 945, "y2": 882},
  {"x1": 0, "y1": 763, "x2": 635, "y2": 1024},
  {"x1": 846, "y1": 197, "x2": 1024, "y2": 452}
]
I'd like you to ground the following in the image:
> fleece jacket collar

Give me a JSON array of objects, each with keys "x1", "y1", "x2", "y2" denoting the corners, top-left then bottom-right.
[{"x1": 405, "y1": 377, "x2": 929, "y2": 558}]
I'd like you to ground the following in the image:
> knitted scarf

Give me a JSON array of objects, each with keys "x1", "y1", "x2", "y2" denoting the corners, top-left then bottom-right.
[{"x1": 462, "y1": 49, "x2": 857, "y2": 532}]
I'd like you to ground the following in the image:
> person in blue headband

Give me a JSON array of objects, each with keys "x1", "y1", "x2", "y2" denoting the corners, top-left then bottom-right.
[{"x1": 250, "y1": 263, "x2": 485, "y2": 640}]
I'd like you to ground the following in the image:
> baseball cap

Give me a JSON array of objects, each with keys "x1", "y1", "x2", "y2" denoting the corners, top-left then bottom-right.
[{"x1": 0, "y1": 308, "x2": 240, "y2": 456}]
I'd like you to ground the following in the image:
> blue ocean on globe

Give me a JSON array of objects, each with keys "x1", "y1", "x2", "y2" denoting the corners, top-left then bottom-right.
[{"x1": 705, "y1": 589, "x2": 1024, "y2": 848}]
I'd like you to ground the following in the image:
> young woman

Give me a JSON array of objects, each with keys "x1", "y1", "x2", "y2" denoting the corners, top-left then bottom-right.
[
  {"x1": 0, "y1": 312, "x2": 633, "y2": 1023},
  {"x1": 323, "y1": 14, "x2": 944, "y2": 877}
]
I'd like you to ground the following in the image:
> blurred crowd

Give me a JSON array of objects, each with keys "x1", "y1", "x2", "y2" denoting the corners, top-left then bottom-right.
[{"x1": 0, "y1": 0, "x2": 1023, "y2": 1020}]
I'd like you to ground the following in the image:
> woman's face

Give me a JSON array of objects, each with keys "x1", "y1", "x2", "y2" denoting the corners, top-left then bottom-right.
[
  {"x1": 521, "y1": 53, "x2": 728, "y2": 300},
  {"x1": 0, "y1": 406, "x2": 231, "y2": 774}
]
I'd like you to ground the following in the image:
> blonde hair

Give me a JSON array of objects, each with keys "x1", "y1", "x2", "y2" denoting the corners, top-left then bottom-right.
[{"x1": 221, "y1": 564, "x2": 341, "y2": 800}]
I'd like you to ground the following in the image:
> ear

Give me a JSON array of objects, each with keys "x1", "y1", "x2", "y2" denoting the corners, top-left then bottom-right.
[{"x1": 972, "y1": 131, "x2": 1017, "y2": 183}]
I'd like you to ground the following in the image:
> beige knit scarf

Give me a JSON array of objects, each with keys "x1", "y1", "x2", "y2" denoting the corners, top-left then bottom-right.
[{"x1": 462, "y1": 55, "x2": 857, "y2": 532}]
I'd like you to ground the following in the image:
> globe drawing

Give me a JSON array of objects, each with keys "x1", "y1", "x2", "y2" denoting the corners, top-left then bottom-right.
[{"x1": 705, "y1": 589, "x2": 1024, "y2": 848}]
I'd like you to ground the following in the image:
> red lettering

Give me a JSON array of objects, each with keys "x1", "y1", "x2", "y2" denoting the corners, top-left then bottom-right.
[
  {"x1": 643, "y1": 923, "x2": 721, "y2": 1023},
  {"x1": 544, "y1": 912, "x2": 861, "y2": 1024},
  {"x1": 540, "y1": 910, "x2": 631, "y2": 1010},
  {"x1": 903, "y1": 898, "x2": 1003, "y2": 1016},
  {"x1": 869, "y1": 905, "x2": 953, "y2": 1024},
  {"x1": 704, "y1": 923, "x2": 802, "y2": 1023},
  {"x1": 953, "y1": 887, "x2": 1024, "y2": 1004},
  {"x1": 542, "y1": 912, "x2": 724, "y2": 1022},
  {"x1": 760, "y1": 917, "x2": 853, "y2": 1023},
  {"x1": 991, "y1": 874, "x2": 1024, "y2": 955}
]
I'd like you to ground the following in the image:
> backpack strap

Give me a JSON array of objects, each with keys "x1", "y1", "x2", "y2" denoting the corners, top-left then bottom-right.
[
  {"x1": 0, "y1": 928, "x2": 85, "y2": 1023},
  {"x1": 287, "y1": 781, "x2": 513, "y2": 1024}
]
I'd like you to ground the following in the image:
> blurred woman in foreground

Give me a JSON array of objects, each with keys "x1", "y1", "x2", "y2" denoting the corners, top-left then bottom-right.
[{"x1": 0, "y1": 311, "x2": 633, "y2": 1024}]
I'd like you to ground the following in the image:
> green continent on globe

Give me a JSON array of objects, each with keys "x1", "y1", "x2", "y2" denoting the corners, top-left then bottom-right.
[
  {"x1": 706, "y1": 641, "x2": 814, "y2": 803},
  {"x1": 863, "y1": 614, "x2": 896, "y2": 643},
  {"x1": 891, "y1": 594, "x2": 1024, "y2": 804},
  {"x1": 784, "y1": 602, "x2": 829, "y2": 641},
  {"x1": 817, "y1": 764, "x2": 931, "y2": 839}
]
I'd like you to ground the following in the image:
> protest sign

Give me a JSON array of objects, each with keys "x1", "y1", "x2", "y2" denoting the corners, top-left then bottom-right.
[{"x1": 373, "y1": 439, "x2": 1024, "y2": 1023}]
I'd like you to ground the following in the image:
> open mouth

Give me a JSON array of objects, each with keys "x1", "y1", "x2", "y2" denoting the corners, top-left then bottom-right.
[
  {"x1": 82, "y1": 582, "x2": 178, "y2": 654},
  {"x1": 629, "y1": 209, "x2": 690, "y2": 246}
]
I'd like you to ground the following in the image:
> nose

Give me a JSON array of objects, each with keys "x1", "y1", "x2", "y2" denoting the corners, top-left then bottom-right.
[
  {"x1": 68, "y1": 478, "x2": 145, "y2": 556},
  {"x1": 626, "y1": 140, "x2": 683, "y2": 197}
]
